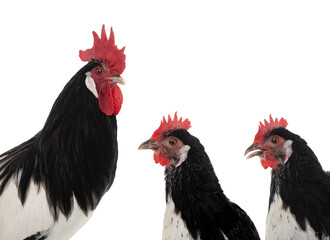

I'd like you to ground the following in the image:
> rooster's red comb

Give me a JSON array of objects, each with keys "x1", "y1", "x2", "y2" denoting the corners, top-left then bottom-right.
[
  {"x1": 151, "y1": 112, "x2": 191, "y2": 140},
  {"x1": 254, "y1": 115, "x2": 288, "y2": 143},
  {"x1": 79, "y1": 25, "x2": 126, "y2": 75}
]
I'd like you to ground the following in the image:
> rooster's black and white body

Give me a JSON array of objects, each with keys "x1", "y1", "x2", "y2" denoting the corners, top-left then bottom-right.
[{"x1": 0, "y1": 25, "x2": 126, "y2": 240}]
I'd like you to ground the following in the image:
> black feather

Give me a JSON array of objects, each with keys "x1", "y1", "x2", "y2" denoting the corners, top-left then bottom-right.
[
  {"x1": 23, "y1": 231, "x2": 48, "y2": 240},
  {"x1": 164, "y1": 129, "x2": 260, "y2": 240},
  {"x1": 268, "y1": 127, "x2": 330, "y2": 239},
  {"x1": 0, "y1": 61, "x2": 119, "y2": 220}
]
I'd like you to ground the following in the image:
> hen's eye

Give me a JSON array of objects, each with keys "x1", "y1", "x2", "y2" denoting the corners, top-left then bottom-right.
[
  {"x1": 271, "y1": 137, "x2": 279, "y2": 144},
  {"x1": 169, "y1": 139, "x2": 177, "y2": 146},
  {"x1": 95, "y1": 67, "x2": 103, "y2": 75}
]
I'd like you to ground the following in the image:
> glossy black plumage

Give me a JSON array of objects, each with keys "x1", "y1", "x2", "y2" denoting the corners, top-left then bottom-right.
[
  {"x1": 24, "y1": 232, "x2": 47, "y2": 240},
  {"x1": 0, "y1": 61, "x2": 118, "y2": 220},
  {"x1": 268, "y1": 128, "x2": 330, "y2": 239},
  {"x1": 164, "y1": 129, "x2": 260, "y2": 240}
]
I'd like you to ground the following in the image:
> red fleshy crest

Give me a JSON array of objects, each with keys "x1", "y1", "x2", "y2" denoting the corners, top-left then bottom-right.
[
  {"x1": 254, "y1": 115, "x2": 288, "y2": 143},
  {"x1": 151, "y1": 112, "x2": 191, "y2": 140},
  {"x1": 79, "y1": 25, "x2": 126, "y2": 75}
]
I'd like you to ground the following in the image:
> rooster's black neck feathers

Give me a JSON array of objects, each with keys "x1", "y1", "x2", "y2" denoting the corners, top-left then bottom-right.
[
  {"x1": 164, "y1": 129, "x2": 260, "y2": 240},
  {"x1": 0, "y1": 61, "x2": 118, "y2": 219},
  {"x1": 269, "y1": 128, "x2": 330, "y2": 239}
]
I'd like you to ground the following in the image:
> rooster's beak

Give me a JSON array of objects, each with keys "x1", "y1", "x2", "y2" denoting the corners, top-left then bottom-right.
[
  {"x1": 109, "y1": 76, "x2": 125, "y2": 85},
  {"x1": 244, "y1": 143, "x2": 267, "y2": 159},
  {"x1": 138, "y1": 139, "x2": 160, "y2": 152}
]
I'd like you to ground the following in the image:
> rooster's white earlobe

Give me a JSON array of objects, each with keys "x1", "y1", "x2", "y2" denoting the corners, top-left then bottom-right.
[{"x1": 85, "y1": 72, "x2": 98, "y2": 98}]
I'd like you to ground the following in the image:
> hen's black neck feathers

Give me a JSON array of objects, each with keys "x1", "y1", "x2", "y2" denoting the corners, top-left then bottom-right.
[
  {"x1": 165, "y1": 129, "x2": 260, "y2": 240},
  {"x1": 269, "y1": 128, "x2": 330, "y2": 239},
  {"x1": 0, "y1": 61, "x2": 118, "y2": 219}
]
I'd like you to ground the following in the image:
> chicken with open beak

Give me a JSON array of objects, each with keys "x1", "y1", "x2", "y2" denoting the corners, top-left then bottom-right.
[{"x1": 244, "y1": 115, "x2": 292, "y2": 169}]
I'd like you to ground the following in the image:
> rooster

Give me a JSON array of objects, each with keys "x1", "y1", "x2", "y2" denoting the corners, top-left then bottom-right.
[
  {"x1": 245, "y1": 115, "x2": 330, "y2": 240},
  {"x1": 0, "y1": 25, "x2": 126, "y2": 239},
  {"x1": 139, "y1": 113, "x2": 260, "y2": 240}
]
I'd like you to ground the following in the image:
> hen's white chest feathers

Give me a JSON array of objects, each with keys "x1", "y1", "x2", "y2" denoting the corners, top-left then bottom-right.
[
  {"x1": 162, "y1": 197, "x2": 199, "y2": 240},
  {"x1": 266, "y1": 194, "x2": 325, "y2": 240}
]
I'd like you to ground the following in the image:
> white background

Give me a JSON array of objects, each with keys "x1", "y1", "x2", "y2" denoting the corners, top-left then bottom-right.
[{"x1": 1, "y1": 1, "x2": 330, "y2": 239}]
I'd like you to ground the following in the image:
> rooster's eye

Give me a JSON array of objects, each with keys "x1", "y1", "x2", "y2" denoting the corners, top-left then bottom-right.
[
  {"x1": 169, "y1": 139, "x2": 177, "y2": 146},
  {"x1": 95, "y1": 67, "x2": 103, "y2": 75},
  {"x1": 271, "y1": 137, "x2": 279, "y2": 144}
]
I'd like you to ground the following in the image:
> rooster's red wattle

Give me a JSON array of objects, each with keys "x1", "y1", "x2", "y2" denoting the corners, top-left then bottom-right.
[{"x1": 0, "y1": 25, "x2": 126, "y2": 239}]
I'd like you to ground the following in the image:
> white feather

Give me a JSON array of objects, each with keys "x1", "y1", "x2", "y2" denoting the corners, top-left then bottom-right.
[
  {"x1": 162, "y1": 197, "x2": 198, "y2": 240},
  {"x1": 162, "y1": 197, "x2": 228, "y2": 240},
  {"x1": 0, "y1": 176, "x2": 93, "y2": 239},
  {"x1": 266, "y1": 194, "x2": 326, "y2": 240},
  {"x1": 0, "y1": 179, "x2": 53, "y2": 239},
  {"x1": 46, "y1": 198, "x2": 93, "y2": 240}
]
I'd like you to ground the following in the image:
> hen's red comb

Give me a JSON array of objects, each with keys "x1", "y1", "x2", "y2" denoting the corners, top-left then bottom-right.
[
  {"x1": 151, "y1": 112, "x2": 191, "y2": 140},
  {"x1": 79, "y1": 25, "x2": 126, "y2": 75},
  {"x1": 254, "y1": 115, "x2": 288, "y2": 143}
]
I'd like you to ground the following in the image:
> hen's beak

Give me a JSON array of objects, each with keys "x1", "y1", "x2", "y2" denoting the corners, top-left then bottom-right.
[
  {"x1": 244, "y1": 143, "x2": 267, "y2": 159},
  {"x1": 109, "y1": 76, "x2": 125, "y2": 85},
  {"x1": 138, "y1": 139, "x2": 160, "y2": 152}
]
